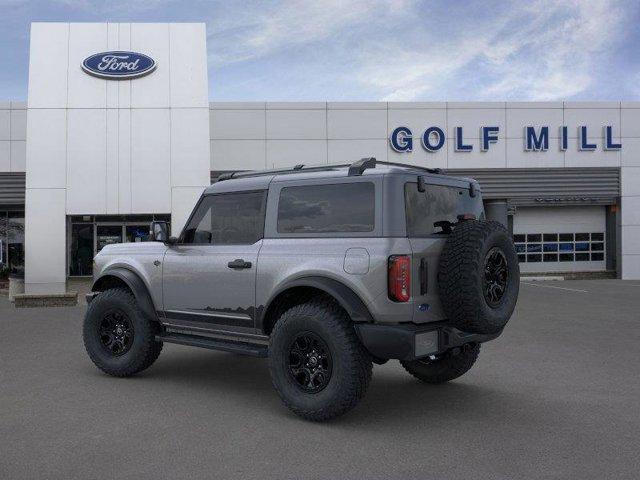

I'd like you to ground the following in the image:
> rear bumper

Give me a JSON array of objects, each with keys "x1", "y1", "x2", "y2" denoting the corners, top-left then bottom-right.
[{"x1": 354, "y1": 322, "x2": 501, "y2": 361}]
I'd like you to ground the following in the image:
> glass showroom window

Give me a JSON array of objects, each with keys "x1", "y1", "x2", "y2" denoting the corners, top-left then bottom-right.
[
  {"x1": 513, "y1": 233, "x2": 605, "y2": 264},
  {"x1": 68, "y1": 214, "x2": 170, "y2": 277},
  {"x1": 0, "y1": 211, "x2": 25, "y2": 277},
  {"x1": 0, "y1": 212, "x2": 6, "y2": 279}
]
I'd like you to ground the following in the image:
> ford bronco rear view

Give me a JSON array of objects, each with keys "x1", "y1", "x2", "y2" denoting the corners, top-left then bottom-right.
[{"x1": 83, "y1": 158, "x2": 519, "y2": 421}]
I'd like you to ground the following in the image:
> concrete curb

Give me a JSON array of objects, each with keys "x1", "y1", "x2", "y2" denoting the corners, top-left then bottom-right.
[
  {"x1": 521, "y1": 276, "x2": 565, "y2": 281},
  {"x1": 14, "y1": 292, "x2": 78, "y2": 308}
]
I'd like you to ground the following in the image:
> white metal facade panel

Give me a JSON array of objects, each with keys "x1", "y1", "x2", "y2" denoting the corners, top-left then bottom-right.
[
  {"x1": 130, "y1": 108, "x2": 171, "y2": 213},
  {"x1": 66, "y1": 108, "x2": 107, "y2": 214},
  {"x1": 0, "y1": 141, "x2": 8, "y2": 171},
  {"x1": 0, "y1": 103, "x2": 27, "y2": 172},
  {"x1": 24, "y1": 22, "x2": 210, "y2": 293},
  {"x1": 211, "y1": 139, "x2": 266, "y2": 171},
  {"x1": 25, "y1": 188, "x2": 66, "y2": 293},
  {"x1": 25, "y1": 109, "x2": 67, "y2": 188}
]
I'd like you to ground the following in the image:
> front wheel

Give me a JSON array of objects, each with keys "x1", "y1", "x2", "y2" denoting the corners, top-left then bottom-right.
[
  {"x1": 401, "y1": 343, "x2": 480, "y2": 384},
  {"x1": 83, "y1": 287, "x2": 163, "y2": 377},
  {"x1": 268, "y1": 298, "x2": 372, "y2": 421}
]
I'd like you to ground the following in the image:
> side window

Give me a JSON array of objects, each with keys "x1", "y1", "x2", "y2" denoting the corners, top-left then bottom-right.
[
  {"x1": 277, "y1": 182, "x2": 375, "y2": 234},
  {"x1": 182, "y1": 191, "x2": 266, "y2": 245}
]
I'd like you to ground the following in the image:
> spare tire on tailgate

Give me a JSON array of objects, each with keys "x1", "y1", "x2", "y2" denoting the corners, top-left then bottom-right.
[{"x1": 438, "y1": 220, "x2": 519, "y2": 334}]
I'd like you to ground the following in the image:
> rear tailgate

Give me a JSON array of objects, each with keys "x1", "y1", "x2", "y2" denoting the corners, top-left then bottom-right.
[{"x1": 404, "y1": 179, "x2": 484, "y2": 323}]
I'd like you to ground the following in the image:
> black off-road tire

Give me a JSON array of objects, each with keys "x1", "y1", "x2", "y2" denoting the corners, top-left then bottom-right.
[
  {"x1": 83, "y1": 287, "x2": 163, "y2": 377},
  {"x1": 268, "y1": 297, "x2": 373, "y2": 421},
  {"x1": 401, "y1": 344, "x2": 480, "y2": 384},
  {"x1": 438, "y1": 220, "x2": 519, "y2": 334}
]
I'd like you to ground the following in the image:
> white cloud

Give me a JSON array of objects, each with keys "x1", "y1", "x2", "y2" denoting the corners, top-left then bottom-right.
[
  {"x1": 208, "y1": 0, "x2": 629, "y2": 101},
  {"x1": 356, "y1": 0, "x2": 627, "y2": 101},
  {"x1": 208, "y1": 0, "x2": 411, "y2": 66}
]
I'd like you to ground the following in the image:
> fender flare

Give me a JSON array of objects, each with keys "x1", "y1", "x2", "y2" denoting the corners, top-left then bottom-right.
[
  {"x1": 261, "y1": 276, "x2": 374, "y2": 328},
  {"x1": 92, "y1": 267, "x2": 159, "y2": 322}
]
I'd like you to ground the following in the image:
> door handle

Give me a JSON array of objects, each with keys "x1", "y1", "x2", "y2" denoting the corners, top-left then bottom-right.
[{"x1": 227, "y1": 258, "x2": 252, "y2": 269}]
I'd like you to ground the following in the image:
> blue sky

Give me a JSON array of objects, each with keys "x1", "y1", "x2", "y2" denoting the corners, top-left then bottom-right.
[{"x1": 1, "y1": 0, "x2": 639, "y2": 101}]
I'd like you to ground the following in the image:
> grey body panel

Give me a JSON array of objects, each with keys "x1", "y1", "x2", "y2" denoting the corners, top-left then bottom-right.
[
  {"x1": 93, "y1": 241, "x2": 167, "y2": 310},
  {"x1": 161, "y1": 242, "x2": 262, "y2": 333},
  {"x1": 256, "y1": 237, "x2": 414, "y2": 327}
]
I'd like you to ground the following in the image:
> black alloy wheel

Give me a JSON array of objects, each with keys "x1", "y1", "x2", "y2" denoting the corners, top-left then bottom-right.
[
  {"x1": 287, "y1": 332, "x2": 333, "y2": 394},
  {"x1": 483, "y1": 246, "x2": 508, "y2": 307},
  {"x1": 99, "y1": 310, "x2": 134, "y2": 356}
]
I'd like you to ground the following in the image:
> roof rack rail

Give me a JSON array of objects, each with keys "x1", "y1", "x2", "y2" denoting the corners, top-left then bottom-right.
[
  {"x1": 215, "y1": 159, "x2": 443, "y2": 183},
  {"x1": 375, "y1": 160, "x2": 442, "y2": 174},
  {"x1": 348, "y1": 157, "x2": 377, "y2": 176},
  {"x1": 217, "y1": 171, "x2": 237, "y2": 181},
  {"x1": 216, "y1": 163, "x2": 351, "y2": 182}
]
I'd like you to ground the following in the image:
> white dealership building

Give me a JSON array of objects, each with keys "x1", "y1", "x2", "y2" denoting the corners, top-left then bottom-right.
[{"x1": 1, "y1": 22, "x2": 640, "y2": 295}]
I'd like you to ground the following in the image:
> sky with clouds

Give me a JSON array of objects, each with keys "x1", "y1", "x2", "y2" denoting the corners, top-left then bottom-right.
[{"x1": 0, "y1": 0, "x2": 639, "y2": 102}]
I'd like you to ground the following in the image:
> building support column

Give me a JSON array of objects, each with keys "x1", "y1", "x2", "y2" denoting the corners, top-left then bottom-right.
[
  {"x1": 620, "y1": 166, "x2": 640, "y2": 279},
  {"x1": 24, "y1": 188, "x2": 66, "y2": 294}
]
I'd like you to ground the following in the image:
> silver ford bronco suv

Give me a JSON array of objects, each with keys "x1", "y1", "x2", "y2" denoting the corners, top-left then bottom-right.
[{"x1": 83, "y1": 158, "x2": 519, "y2": 421}]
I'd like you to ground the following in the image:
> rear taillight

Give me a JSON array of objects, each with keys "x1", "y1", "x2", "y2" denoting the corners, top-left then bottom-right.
[{"x1": 388, "y1": 255, "x2": 411, "y2": 302}]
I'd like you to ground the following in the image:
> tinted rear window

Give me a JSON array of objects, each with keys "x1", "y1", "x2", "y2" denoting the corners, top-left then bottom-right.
[
  {"x1": 277, "y1": 183, "x2": 375, "y2": 233},
  {"x1": 405, "y1": 183, "x2": 479, "y2": 236}
]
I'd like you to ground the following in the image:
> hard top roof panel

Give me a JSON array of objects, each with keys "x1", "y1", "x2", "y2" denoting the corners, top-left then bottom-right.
[{"x1": 204, "y1": 158, "x2": 476, "y2": 193}]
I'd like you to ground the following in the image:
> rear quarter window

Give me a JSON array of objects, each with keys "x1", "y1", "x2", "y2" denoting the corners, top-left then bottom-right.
[
  {"x1": 277, "y1": 182, "x2": 375, "y2": 234},
  {"x1": 405, "y1": 182, "x2": 480, "y2": 236}
]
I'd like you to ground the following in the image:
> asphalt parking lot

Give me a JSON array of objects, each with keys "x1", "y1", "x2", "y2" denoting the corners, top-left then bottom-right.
[{"x1": 1, "y1": 280, "x2": 639, "y2": 480}]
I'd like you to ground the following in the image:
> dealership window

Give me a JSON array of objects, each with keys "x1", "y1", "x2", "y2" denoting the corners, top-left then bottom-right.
[
  {"x1": 68, "y1": 214, "x2": 170, "y2": 277},
  {"x1": 277, "y1": 183, "x2": 375, "y2": 234},
  {"x1": 0, "y1": 211, "x2": 25, "y2": 279},
  {"x1": 513, "y1": 232, "x2": 605, "y2": 264}
]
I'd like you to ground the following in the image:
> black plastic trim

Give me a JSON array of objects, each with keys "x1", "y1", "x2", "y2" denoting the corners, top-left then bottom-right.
[
  {"x1": 348, "y1": 157, "x2": 377, "y2": 176},
  {"x1": 162, "y1": 310, "x2": 254, "y2": 328},
  {"x1": 85, "y1": 292, "x2": 99, "y2": 304},
  {"x1": 92, "y1": 267, "x2": 159, "y2": 322},
  {"x1": 260, "y1": 276, "x2": 374, "y2": 332},
  {"x1": 355, "y1": 322, "x2": 501, "y2": 361},
  {"x1": 419, "y1": 258, "x2": 428, "y2": 295},
  {"x1": 158, "y1": 332, "x2": 268, "y2": 357}
]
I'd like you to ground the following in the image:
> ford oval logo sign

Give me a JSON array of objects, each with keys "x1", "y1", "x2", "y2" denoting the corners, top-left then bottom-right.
[{"x1": 82, "y1": 51, "x2": 156, "y2": 80}]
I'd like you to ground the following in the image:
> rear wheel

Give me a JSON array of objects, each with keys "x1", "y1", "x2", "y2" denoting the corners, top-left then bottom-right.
[
  {"x1": 268, "y1": 297, "x2": 372, "y2": 421},
  {"x1": 83, "y1": 288, "x2": 163, "y2": 377},
  {"x1": 401, "y1": 344, "x2": 480, "y2": 384}
]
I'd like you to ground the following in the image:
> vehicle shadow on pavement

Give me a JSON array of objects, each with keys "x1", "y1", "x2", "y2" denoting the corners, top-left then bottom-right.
[{"x1": 102, "y1": 347, "x2": 528, "y2": 427}]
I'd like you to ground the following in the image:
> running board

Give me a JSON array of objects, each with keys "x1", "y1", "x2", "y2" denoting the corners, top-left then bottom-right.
[{"x1": 157, "y1": 332, "x2": 268, "y2": 358}]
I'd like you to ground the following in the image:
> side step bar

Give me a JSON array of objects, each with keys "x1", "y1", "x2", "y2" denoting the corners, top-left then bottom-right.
[{"x1": 156, "y1": 332, "x2": 268, "y2": 358}]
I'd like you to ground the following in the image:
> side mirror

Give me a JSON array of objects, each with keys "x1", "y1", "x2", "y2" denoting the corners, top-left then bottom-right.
[{"x1": 150, "y1": 221, "x2": 170, "y2": 242}]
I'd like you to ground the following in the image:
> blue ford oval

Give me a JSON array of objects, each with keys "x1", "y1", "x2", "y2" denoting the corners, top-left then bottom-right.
[{"x1": 82, "y1": 51, "x2": 156, "y2": 80}]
